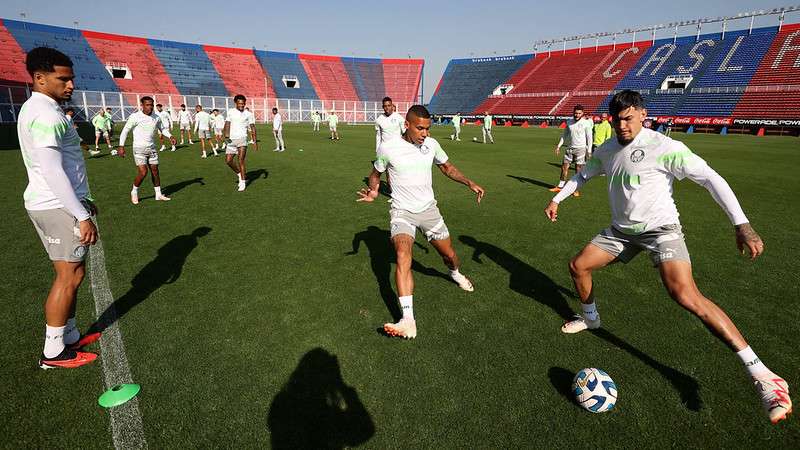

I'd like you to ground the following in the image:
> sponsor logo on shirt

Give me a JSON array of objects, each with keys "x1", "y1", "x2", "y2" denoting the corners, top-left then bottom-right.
[{"x1": 419, "y1": 144, "x2": 430, "y2": 155}]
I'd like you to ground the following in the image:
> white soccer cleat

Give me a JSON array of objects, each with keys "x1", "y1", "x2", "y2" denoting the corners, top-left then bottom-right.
[
  {"x1": 451, "y1": 273, "x2": 474, "y2": 292},
  {"x1": 561, "y1": 315, "x2": 601, "y2": 334},
  {"x1": 159, "y1": 145, "x2": 166, "y2": 152},
  {"x1": 201, "y1": 152, "x2": 207, "y2": 158},
  {"x1": 753, "y1": 372, "x2": 792, "y2": 424},
  {"x1": 238, "y1": 181, "x2": 246, "y2": 192},
  {"x1": 89, "y1": 150, "x2": 101, "y2": 156},
  {"x1": 383, "y1": 319, "x2": 417, "y2": 339},
  {"x1": 156, "y1": 194, "x2": 171, "y2": 201},
  {"x1": 189, "y1": 140, "x2": 194, "y2": 144},
  {"x1": 130, "y1": 192, "x2": 139, "y2": 205},
  {"x1": 179, "y1": 140, "x2": 184, "y2": 145},
  {"x1": 171, "y1": 146, "x2": 176, "y2": 151},
  {"x1": 273, "y1": 148, "x2": 279, "y2": 152},
  {"x1": 248, "y1": 140, "x2": 255, "y2": 144}
]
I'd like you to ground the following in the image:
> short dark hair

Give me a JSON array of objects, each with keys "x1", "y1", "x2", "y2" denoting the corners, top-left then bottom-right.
[
  {"x1": 180, "y1": 103, "x2": 186, "y2": 107},
  {"x1": 573, "y1": 104, "x2": 584, "y2": 112},
  {"x1": 382, "y1": 96, "x2": 392, "y2": 104},
  {"x1": 64, "y1": 107, "x2": 75, "y2": 114},
  {"x1": 141, "y1": 96, "x2": 154, "y2": 104},
  {"x1": 233, "y1": 94, "x2": 246, "y2": 102},
  {"x1": 25, "y1": 47, "x2": 73, "y2": 77},
  {"x1": 212, "y1": 108, "x2": 219, "y2": 113},
  {"x1": 609, "y1": 90, "x2": 646, "y2": 118},
  {"x1": 272, "y1": 107, "x2": 278, "y2": 112},
  {"x1": 156, "y1": 103, "x2": 163, "y2": 107},
  {"x1": 406, "y1": 105, "x2": 430, "y2": 120}
]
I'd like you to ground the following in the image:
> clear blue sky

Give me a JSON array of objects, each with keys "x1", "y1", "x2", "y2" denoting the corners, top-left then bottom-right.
[{"x1": 0, "y1": 0, "x2": 793, "y2": 101}]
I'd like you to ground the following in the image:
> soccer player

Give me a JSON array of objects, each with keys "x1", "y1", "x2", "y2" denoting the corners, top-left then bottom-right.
[
  {"x1": 118, "y1": 96, "x2": 175, "y2": 204},
  {"x1": 177, "y1": 104, "x2": 193, "y2": 145},
  {"x1": 543, "y1": 90, "x2": 791, "y2": 424},
  {"x1": 92, "y1": 108, "x2": 112, "y2": 152},
  {"x1": 224, "y1": 94, "x2": 257, "y2": 192},
  {"x1": 272, "y1": 107, "x2": 285, "y2": 152},
  {"x1": 550, "y1": 104, "x2": 593, "y2": 197},
  {"x1": 193, "y1": 105, "x2": 213, "y2": 158},
  {"x1": 212, "y1": 109, "x2": 225, "y2": 154},
  {"x1": 375, "y1": 96, "x2": 404, "y2": 151},
  {"x1": 665, "y1": 118, "x2": 674, "y2": 137},
  {"x1": 155, "y1": 103, "x2": 176, "y2": 152},
  {"x1": 328, "y1": 111, "x2": 339, "y2": 140},
  {"x1": 356, "y1": 105, "x2": 485, "y2": 339},
  {"x1": 593, "y1": 112, "x2": 612, "y2": 153},
  {"x1": 451, "y1": 112, "x2": 462, "y2": 141},
  {"x1": 245, "y1": 107, "x2": 256, "y2": 145},
  {"x1": 19, "y1": 47, "x2": 100, "y2": 369},
  {"x1": 311, "y1": 110, "x2": 321, "y2": 131},
  {"x1": 481, "y1": 111, "x2": 494, "y2": 144}
]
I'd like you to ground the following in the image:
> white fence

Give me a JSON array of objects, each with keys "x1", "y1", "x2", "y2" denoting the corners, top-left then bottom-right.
[{"x1": 0, "y1": 85, "x2": 413, "y2": 124}]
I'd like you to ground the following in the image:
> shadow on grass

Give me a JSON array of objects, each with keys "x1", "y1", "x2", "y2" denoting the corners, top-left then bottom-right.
[
  {"x1": 346, "y1": 226, "x2": 449, "y2": 322},
  {"x1": 548, "y1": 367, "x2": 577, "y2": 405},
  {"x1": 459, "y1": 235, "x2": 702, "y2": 411},
  {"x1": 88, "y1": 226, "x2": 211, "y2": 333},
  {"x1": 246, "y1": 169, "x2": 269, "y2": 186},
  {"x1": 267, "y1": 348, "x2": 375, "y2": 449},
  {"x1": 162, "y1": 177, "x2": 205, "y2": 196},
  {"x1": 507, "y1": 174, "x2": 554, "y2": 189}
]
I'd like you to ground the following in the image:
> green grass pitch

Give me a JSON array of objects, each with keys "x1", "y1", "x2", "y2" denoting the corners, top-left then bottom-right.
[{"x1": 1, "y1": 123, "x2": 798, "y2": 448}]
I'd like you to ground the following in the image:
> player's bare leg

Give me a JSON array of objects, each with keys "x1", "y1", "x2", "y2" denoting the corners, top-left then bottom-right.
[
  {"x1": 131, "y1": 165, "x2": 148, "y2": 204},
  {"x1": 149, "y1": 164, "x2": 170, "y2": 201},
  {"x1": 562, "y1": 243, "x2": 617, "y2": 333},
  {"x1": 550, "y1": 162, "x2": 571, "y2": 192},
  {"x1": 573, "y1": 163, "x2": 584, "y2": 197},
  {"x1": 200, "y1": 137, "x2": 207, "y2": 158},
  {"x1": 237, "y1": 148, "x2": 247, "y2": 191},
  {"x1": 384, "y1": 234, "x2": 417, "y2": 339},
  {"x1": 429, "y1": 237, "x2": 473, "y2": 291}
]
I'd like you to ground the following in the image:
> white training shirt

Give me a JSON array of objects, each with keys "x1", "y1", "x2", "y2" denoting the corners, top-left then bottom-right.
[
  {"x1": 245, "y1": 110, "x2": 255, "y2": 126},
  {"x1": 375, "y1": 112, "x2": 405, "y2": 149},
  {"x1": 18, "y1": 92, "x2": 90, "y2": 220},
  {"x1": 553, "y1": 128, "x2": 748, "y2": 234},
  {"x1": 178, "y1": 110, "x2": 191, "y2": 124},
  {"x1": 328, "y1": 114, "x2": 339, "y2": 127},
  {"x1": 273, "y1": 112, "x2": 282, "y2": 131},
  {"x1": 157, "y1": 110, "x2": 171, "y2": 129},
  {"x1": 226, "y1": 108, "x2": 250, "y2": 140},
  {"x1": 558, "y1": 118, "x2": 593, "y2": 150},
  {"x1": 213, "y1": 114, "x2": 225, "y2": 129},
  {"x1": 119, "y1": 110, "x2": 170, "y2": 149},
  {"x1": 483, "y1": 115, "x2": 492, "y2": 130},
  {"x1": 312, "y1": 112, "x2": 320, "y2": 122},
  {"x1": 374, "y1": 136, "x2": 449, "y2": 213},
  {"x1": 452, "y1": 114, "x2": 461, "y2": 127},
  {"x1": 194, "y1": 111, "x2": 211, "y2": 132}
]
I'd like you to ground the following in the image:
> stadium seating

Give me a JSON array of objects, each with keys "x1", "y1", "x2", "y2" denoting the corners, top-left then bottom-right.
[
  {"x1": 299, "y1": 55, "x2": 359, "y2": 101},
  {"x1": 382, "y1": 59, "x2": 424, "y2": 104},
  {"x1": 343, "y1": 58, "x2": 385, "y2": 102},
  {"x1": 254, "y1": 51, "x2": 320, "y2": 100},
  {"x1": 148, "y1": 40, "x2": 228, "y2": 97},
  {"x1": 204, "y1": 46, "x2": 275, "y2": 99},
  {"x1": 0, "y1": 20, "x2": 31, "y2": 85}
]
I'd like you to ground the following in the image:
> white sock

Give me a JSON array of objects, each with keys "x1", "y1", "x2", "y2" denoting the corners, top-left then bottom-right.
[
  {"x1": 43, "y1": 325, "x2": 66, "y2": 358},
  {"x1": 154, "y1": 186, "x2": 162, "y2": 198},
  {"x1": 63, "y1": 317, "x2": 80, "y2": 345},
  {"x1": 737, "y1": 346, "x2": 770, "y2": 377},
  {"x1": 558, "y1": 180, "x2": 566, "y2": 188},
  {"x1": 450, "y1": 268, "x2": 465, "y2": 282},
  {"x1": 399, "y1": 295, "x2": 414, "y2": 321},
  {"x1": 581, "y1": 302, "x2": 599, "y2": 321},
  {"x1": 131, "y1": 185, "x2": 138, "y2": 194}
]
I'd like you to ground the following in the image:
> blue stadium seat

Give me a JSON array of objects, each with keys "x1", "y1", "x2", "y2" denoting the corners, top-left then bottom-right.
[{"x1": 148, "y1": 39, "x2": 228, "y2": 96}]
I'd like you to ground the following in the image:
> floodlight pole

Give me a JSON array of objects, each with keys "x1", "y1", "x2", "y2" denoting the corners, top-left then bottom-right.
[
  {"x1": 779, "y1": 11, "x2": 785, "y2": 31},
  {"x1": 696, "y1": 22, "x2": 702, "y2": 42},
  {"x1": 721, "y1": 19, "x2": 727, "y2": 40},
  {"x1": 673, "y1": 25, "x2": 678, "y2": 44}
]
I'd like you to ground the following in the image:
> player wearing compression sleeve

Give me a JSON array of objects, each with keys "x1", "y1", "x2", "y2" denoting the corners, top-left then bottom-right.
[{"x1": 543, "y1": 90, "x2": 790, "y2": 425}]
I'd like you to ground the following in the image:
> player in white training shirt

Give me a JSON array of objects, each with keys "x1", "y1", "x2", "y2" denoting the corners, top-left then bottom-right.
[
  {"x1": 272, "y1": 107, "x2": 285, "y2": 152},
  {"x1": 245, "y1": 107, "x2": 256, "y2": 145},
  {"x1": 328, "y1": 111, "x2": 340, "y2": 140},
  {"x1": 193, "y1": 105, "x2": 213, "y2": 158},
  {"x1": 374, "y1": 97, "x2": 405, "y2": 194},
  {"x1": 117, "y1": 96, "x2": 175, "y2": 204},
  {"x1": 550, "y1": 104, "x2": 593, "y2": 197},
  {"x1": 311, "y1": 110, "x2": 321, "y2": 131},
  {"x1": 155, "y1": 103, "x2": 176, "y2": 152},
  {"x1": 224, "y1": 95, "x2": 258, "y2": 192},
  {"x1": 177, "y1": 104, "x2": 193, "y2": 145},
  {"x1": 481, "y1": 111, "x2": 494, "y2": 144},
  {"x1": 451, "y1": 112, "x2": 462, "y2": 141},
  {"x1": 212, "y1": 109, "x2": 225, "y2": 154},
  {"x1": 356, "y1": 105, "x2": 485, "y2": 339},
  {"x1": 19, "y1": 47, "x2": 100, "y2": 369},
  {"x1": 543, "y1": 90, "x2": 791, "y2": 424}
]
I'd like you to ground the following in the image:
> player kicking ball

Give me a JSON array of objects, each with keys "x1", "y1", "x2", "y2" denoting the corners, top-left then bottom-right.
[
  {"x1": 357, "y1": 105, "x2": 484, "y2": 339},
  {"x1": 543, "y1": 90, "x2": 791, "y2": 424},
  {"x1": 118, "y1": 96, "x2": 175, "y2": 204}
]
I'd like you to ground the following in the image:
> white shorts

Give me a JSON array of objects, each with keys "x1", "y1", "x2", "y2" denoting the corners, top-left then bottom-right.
[
  {"x1": 389, "y1": 205, "x2": 450, "y2": 242},
  {"x1": 226, "y1": 138, "x2": 247, "y2": 155},
  {"x1": 95, "y1": 129, "x2": 108, "y2": 137},
  {"x1": 329, "y1": 125, "x2": 337, "y2": 132},
  {"x1": 564, "y1": 147, "x2": 587, "y2": 165},
  {"x1": 198, "y1": 130, "x2": 211, "y2": 139},
  {"x1": 133, "y1": 145, "x2": 159, "y2": 166},
  {"x1": 180, "y1": 122, "x2": 191, "y2": 131},
  {"x1": 214, "y1": 128, "x2": 223, "y2": 136}
]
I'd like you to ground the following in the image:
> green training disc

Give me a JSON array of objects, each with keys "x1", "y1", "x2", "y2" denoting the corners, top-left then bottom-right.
[{"x1": 98, "y1": 384, "x2": 141, "y2": 408}]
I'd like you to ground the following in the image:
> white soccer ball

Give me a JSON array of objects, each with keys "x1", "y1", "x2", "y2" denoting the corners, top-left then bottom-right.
[
  {"x1": 110, "y1": 149, "x2": 118, "y2": 156},
  {"x1": 472, "y1": 137, "x2": 478, "y2": 142},
  {"x1": 572, "y1": 368, "x2": 618, "y2": 413}
]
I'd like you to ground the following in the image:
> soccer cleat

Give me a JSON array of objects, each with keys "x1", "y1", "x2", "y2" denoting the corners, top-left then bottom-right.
[
  {"x1": 383, "y1": 319, "x2": 417, "y2": 339},
  {"x1": 452, "y1": 273, "x2": 474, "y2": 292},
  {"x1": 238, "y1": 181, "x2": 246, "y2": 192},
  {"x1": 156, "y1": 194, "x2": 171, "y2": 201},
  {"x1": 561, "y1": 314, "x2": 601, "y2": 334},
  {"x1": 180, "y1": 140, "x2": 184, "y2": 145},
  {"x1": 89, "y1": 150, "x2": 101, "y2": 156},
  {"x1": 67, "y1": 332, "x2": 101, "y2": 350},
  {"x1": 201, "y1": 152, "x2": 207, "y2": 158},
  {"x1": 573, "y1": 191, "x2": 581, "y2": 197},
  {"x1": 131, "y1": 191, "x2": 139, "y2": 205},
  {"x1": 39, "y1": 348, "x2": 97, "y2": 369},
  {"x1": 189, "y1": 140, "x2": 194, "y2": 144},
  {"x1": 273, "y1": 148, "x2": 280, "y2": 152},
  {"x1": 753, "y1": 372, "x2": 792, "y2": 424},
  {"x1": 159, "y1": 145, "x2": 166, "y2": 152},
  {"x1": 549, "y1": 186, "x2": 562, "y2": 192},
  {"x1": 171, "y1": 146, "x2": 176, "y2": 152}
]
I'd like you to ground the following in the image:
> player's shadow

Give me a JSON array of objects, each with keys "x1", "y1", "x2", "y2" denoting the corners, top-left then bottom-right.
[
  {"x1": 507, "y1": 174, "x2": 555, "y2": 189},
  {"x1": 87, "y1": 226, "x2": 211, "y2": 333},
  {"x1": 459, "y1": 235, "x2": 702, "y2": 411},
  {"x1": 138, "y1": 177, "x2": 205, "y2": 198},
  {"x1": 346, "y1": 226, "x2": 450, "y2": 322},
  {"x1": 246, "y1": 169, "x2": 269, "y2": 186},
  {"x1": 267, "y1": 348, "x2": 375, "y2": 449}
]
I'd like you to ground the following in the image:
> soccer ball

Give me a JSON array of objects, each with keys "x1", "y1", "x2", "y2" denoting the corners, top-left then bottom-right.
[
  {"x1": 472, "y1": 137, "x2": 478, "y2": 142},
  {"x1": 572, "y1": 368, "x2": 617, "y2": 413},
  {"x1": 110, "y1": 149, "x2": 118, "y2": 156}
]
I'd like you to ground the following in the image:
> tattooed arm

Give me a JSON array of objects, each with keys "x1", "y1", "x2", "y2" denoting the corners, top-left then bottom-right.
[
  {"x1": 437, "y1": 161, "x2": 484, "y2": 203},
  {"x1": 735, "y1": 223, "x2": 764, "y2": 261}
]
